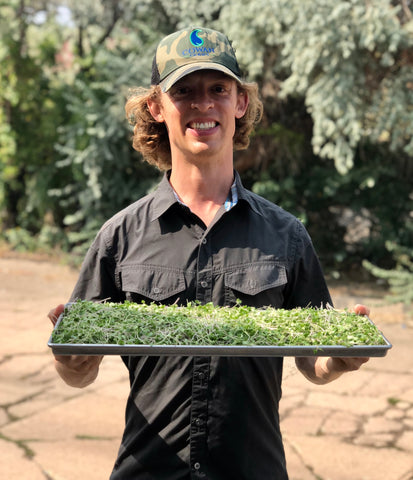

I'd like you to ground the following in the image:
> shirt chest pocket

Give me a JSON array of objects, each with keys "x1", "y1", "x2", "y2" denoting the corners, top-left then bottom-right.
[
  {"x1": 120, "y1": 265, "x2": 188, "y2": 304},
  {"x1": 224, "y1": 263, "x2": 287, "y2": 308}
]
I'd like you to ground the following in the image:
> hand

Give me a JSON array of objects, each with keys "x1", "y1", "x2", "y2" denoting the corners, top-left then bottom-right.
[
  {"x1": 328, "y1": 302, "x2": 370, "y2": 374},
  {"x1": 353, "y1": 303, "x2": 370, "y2": 316},
  {"x1": 53, "y1": 353, "x2": 103, "y2": 388},
  {"x1": 48, "y1": 304, "x2": 65, "y2": 326},
  {"x1": 296, "y1": 303, "x2": 371, "y2": 384},
  {"x1": 321, "y1": 355, "x2": 369, "y2": 378},
  {"x1": 48, "y1": 304, "x2": 103, "y2": 388}
]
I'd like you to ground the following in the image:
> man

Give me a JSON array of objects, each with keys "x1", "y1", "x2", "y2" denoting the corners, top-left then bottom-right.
[{"x1": 49, "y1": 27, "x2": 369, "y2": 479}]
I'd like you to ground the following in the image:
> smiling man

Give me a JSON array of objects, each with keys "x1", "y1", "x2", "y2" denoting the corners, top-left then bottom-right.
[{"x1": 49, "y1": 27, "x2": 369, "y2": 480}]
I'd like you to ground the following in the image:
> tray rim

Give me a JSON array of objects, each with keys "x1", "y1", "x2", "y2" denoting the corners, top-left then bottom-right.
[
  {"x1": 48, "y1": 340, "x2": 392, "y2": 357},
  {"x1": 48, "y1": 310, "x2": 392, "y2": 357}
]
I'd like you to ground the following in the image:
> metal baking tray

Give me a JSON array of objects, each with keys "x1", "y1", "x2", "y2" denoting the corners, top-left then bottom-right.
[{"x1": 48, "y1": 312, "x2": 392, "y2": 357}]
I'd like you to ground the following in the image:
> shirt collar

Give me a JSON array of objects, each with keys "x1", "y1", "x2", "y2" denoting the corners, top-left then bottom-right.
[
  {"x1": 233, "y1": 171, "x2": 262, "y2": 216},
  {"x1": 172, "y1": 177, "x2": 238, "y2": 212},
  {"x1": 150, "y1": 171, "x2": 262, "y2": 222},
  {"x1": 150, "y1": 173, "x2": 180, "y2": 221}
]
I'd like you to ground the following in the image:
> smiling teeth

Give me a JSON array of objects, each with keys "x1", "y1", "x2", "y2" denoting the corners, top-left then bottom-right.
[{"x1": 190, "y1": 122, "x2": 217, "y2": 130}]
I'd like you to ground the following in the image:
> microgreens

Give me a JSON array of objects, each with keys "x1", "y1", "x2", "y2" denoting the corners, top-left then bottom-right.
[{"x1": 51, "y1": 300, "x2": 387, "y2": 348}]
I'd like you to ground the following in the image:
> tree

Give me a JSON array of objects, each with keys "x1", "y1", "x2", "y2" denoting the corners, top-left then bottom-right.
[
  {"x1": 364, "y1": 241, "x2": 413, "y2": 315},
  {"x1": 0, "y1": 0, "x2": 68, "y2": 234},
  {"x1": 1, "y1": 0, "x2": 412, "y2": 272},
  {"x1": 49, "y1": 0, "x2": 167, "y2": 254}
]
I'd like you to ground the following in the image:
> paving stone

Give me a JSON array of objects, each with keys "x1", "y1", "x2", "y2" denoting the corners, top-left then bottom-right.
[
  {"x1": 0, "y1": 353, "x2": 44, "y2": 375},
  {"x1": 305, "y1": 391, "x2": 387, "y2": 416},
  {"x1": 0, "y1": 438, "x2": 46, "y2": 480},
  {"x1": 2, "y1": 389, "x2": 125, "y2": 443},
  {"x1": 283, "y1": 356, "x2": 299, "y2": 378},
  {"x1": 290, "y1": 435, "x2": 413, "y2": 480},
  {"x1": 398, "y1": 470, "x2": 413, "y2": 480},
  {"x1": 320, "y1": 411, "x2": 359, "y2": 436},
  {"x1": 279, "y1": 391, "x2": 307, "y2": 414},
  {"x1": 32, "y1": 438, "x2": 120, "y2": 480},
  {"x1": 1, "y1": 321, "x2": 52, "y2": 356},
  {"x1": 283, "y1": 438, "x2": 317, "y2": 480},
  {"x1": 281, "y1": 406, "x2": 327, "y2": 436},
  {"x1": 363, "y1": 416, "x2": 404, "y2": 434},
  {"x1": 397, "y1": 401, "x2": 412, "y2": 410},
  {"x1": 404, "y1": 418, "x2": 413, "y2": 429},
  {"x1": 0, "y1": 407, "x2": 9, "y2": 427},
  {"x1": 357, "y1": 371, "x2": 413, "y2": 398},
  {"x1": 396, "y1": 431, "x2": 413, "y2": 452},
  {"x1": 379, "y1": 325, "x2": 413, "y2": 371},
  {"x1": 7, "y1": 385, "x2": 81, "y2": 420},
  {"x1": 87, "y1": 355, "x2": 129, "y2": 390},
  {"x1": 0, "y1": 379, "x2": 45, "y2": 407},
  {"x1": 354, "y1": 433, "x2": 396, "y2": 448},
  {"x1": 400, "y1": 388, "x2": 413, "y2": 403},
  {"x1": 385, "y1": 408, "x2": 405, "y2": 420},
  {"x1": 284, "y1": 362, "x2": 373, "y2": 395},
  {"x1": 6, "y1": 355, "x2": 128, "y2": 420}
]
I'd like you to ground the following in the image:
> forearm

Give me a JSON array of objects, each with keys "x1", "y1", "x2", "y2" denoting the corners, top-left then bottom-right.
[
  {"x1": 54, "y1": 355, "x2": 103, "y2": 388},
  {"x1": 295, "y1": 356, "x2": 369, "y2": 385}
]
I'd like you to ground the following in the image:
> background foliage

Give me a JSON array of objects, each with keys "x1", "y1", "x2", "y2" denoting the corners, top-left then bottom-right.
[{"x1": 0, "y1": 0, "x2": 412, "y2": 290}]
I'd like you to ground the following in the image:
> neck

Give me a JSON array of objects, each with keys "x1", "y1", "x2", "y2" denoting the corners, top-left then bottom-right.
[{"x1": 169, "y1": 161, "x2": 234, "y2": 226}]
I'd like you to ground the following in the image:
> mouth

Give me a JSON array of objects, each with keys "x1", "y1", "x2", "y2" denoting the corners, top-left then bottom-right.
[{"x1": 188, "y1": 121, "x2": 219, "y2": 131}]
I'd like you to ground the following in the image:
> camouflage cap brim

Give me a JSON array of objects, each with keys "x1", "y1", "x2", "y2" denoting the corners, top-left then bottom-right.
[{"x1": 160, "y1": 62, "x2": 241, "y2": 92}]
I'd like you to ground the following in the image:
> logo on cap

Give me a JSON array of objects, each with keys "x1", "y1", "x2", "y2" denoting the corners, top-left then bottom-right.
[{"x1": 190, "y1": 29, "x2": 204, "y2": 47}]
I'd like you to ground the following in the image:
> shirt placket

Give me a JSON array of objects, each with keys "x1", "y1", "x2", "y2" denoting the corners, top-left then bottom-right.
[
  {"x1": 190, "y1": 232, "x2": 213, "y2": 478},
  {"x1": 195, "y1": 232, "x2": 213, "y2": 304},
  {"x1": 190, "y1": 356, "x2": 210, "y2": 478}
]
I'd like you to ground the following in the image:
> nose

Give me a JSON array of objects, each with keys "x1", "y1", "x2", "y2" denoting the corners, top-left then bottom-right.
[{"x1": 191, "y1": 89, "x2": 214, "y2": 111}]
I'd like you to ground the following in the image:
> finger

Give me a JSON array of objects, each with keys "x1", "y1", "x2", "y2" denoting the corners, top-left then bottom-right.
[
  {"x1": 48, "y1": 304, "x2": 65, "y2": 326},
  {"x1": 354, "y1": 304, "x2": 370, "y2": 316},
  {"x1": 54, "y1": 354, "x2": 103, "y2": 369},
  {"x1": 346, "y1": 357, "x2": 369, "y2": 368},
  {"x1": 54, "y1": 354, "x2": 74, "y2": 364},
  {"x1": 334, "y1": 356, "x2": 370, "y2": 372},
  {"x1": 54, "y1": 355, "x2": 87, "y2": 366}
]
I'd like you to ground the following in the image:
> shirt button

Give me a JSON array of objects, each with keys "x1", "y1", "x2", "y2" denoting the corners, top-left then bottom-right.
[
  {"x1": 200, "y1": 281, "x2": 208, "y2": 288},
  {"x1": 201, "y1": 238, "x2": 207, "y2": 244},
  {"x1": 153, "y1": 287, "x2": 161, "y2": 294},
  {"x1": 194, "y1": 462, "x2": 201, "y2": 470}
]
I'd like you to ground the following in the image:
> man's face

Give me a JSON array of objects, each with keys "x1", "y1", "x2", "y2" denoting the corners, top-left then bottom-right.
[{"x1": 149, "y1": 70, "x2": 248, "y2": 163}]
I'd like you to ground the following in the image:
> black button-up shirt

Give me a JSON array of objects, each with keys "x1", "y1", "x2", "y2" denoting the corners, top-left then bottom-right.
[{"x1": 70, "y1": 172, "x2": 332, "y2": 480}]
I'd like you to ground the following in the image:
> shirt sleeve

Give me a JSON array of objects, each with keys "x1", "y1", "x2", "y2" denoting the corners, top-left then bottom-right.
[{"x1": 69, "y1": 229, "x2": 123, "y2": 303}]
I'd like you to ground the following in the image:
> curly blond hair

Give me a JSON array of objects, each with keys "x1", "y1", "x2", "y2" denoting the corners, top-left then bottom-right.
[{"x1": 125, "y1": 82, "x2": 263, "y2": 171}]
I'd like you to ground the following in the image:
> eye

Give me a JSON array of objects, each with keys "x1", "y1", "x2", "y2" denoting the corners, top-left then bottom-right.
[
  {"x1": 213, "y1": 85, "x2": 226, "y2": 93},
  {"x1": 170, "y1": 84, "x2": 191, "y2": 97},
  {"x1": 212, "y1": 82, "x2": 232, "y2": 95}
]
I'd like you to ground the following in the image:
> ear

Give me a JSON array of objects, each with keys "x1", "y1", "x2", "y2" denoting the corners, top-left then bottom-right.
[
  {"x1": 235, "y1": 91, "x2": 249, "y2": 119},
  {"x1": 147, "y1": 97, "x2": 164, "y2": 123}
]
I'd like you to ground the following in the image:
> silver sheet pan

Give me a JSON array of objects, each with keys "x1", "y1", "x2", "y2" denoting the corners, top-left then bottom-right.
[{"x1": 48, "y1": 313, "x2": 392, "y2": 357}]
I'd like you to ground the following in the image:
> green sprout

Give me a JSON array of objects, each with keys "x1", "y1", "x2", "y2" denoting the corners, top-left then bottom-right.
[{"x1": 51, "y1": 300, "x2": 387, "y2": 348}]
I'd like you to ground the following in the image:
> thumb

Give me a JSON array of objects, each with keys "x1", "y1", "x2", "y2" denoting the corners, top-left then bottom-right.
[
  {"x1": 48, "y1": 304, "x2": 65, "y2": 326},
  {"x1": 354, "y1": 304, "x2": 370, "y2": 316}
]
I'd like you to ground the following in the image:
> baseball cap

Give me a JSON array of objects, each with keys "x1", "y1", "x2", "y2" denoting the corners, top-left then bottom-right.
[{"x1": 151, "y1": 27, "x2": 242, "y2": 92}]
